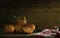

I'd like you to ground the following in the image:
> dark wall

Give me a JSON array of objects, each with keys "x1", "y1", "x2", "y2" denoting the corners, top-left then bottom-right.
[{"x1": 0, "y1": 0, "x2": 60, "y2": 30}]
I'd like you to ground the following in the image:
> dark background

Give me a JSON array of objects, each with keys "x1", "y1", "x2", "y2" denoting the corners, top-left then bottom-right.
[{"x1": 0, "y1": 0, "x2": 60, "y2": 30}]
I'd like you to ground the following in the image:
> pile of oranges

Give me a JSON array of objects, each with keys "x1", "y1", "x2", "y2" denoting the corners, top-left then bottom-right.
[{"x1": 4, "y1": 17, "x2": 35, "y2": 34}]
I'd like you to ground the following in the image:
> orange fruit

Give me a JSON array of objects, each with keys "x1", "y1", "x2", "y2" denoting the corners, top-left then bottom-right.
[
  {"x1": 15, "y1": 25, "x2": 23, "y2": 32},
  {"x1": 4, "y1": 24, "x2": 14, "y2": 33},
  {"x1": 23, "y1": 24, "x2": 35, "y2": 34}
]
